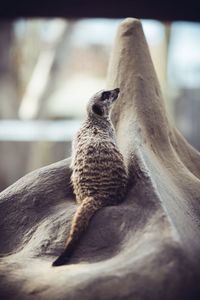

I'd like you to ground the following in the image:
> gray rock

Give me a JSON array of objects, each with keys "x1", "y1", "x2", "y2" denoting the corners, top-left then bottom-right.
[{"x1": 0, "y1": 18, "x2": 200, "y2": 300}]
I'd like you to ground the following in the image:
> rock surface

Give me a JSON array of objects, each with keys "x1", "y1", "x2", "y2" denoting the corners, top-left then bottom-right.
[{"x1": 0, "y1": 18, "x2": 200, "y2": 300}]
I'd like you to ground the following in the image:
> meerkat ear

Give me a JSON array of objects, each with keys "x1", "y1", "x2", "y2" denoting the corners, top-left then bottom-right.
[{"x1": 92, "y1": 104, "x2": 103, "y2": 116}]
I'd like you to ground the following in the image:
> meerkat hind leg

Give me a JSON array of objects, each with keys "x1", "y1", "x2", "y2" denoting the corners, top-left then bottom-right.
[{"x1": 52, "y1": 197, "x2": 104, "y2": 267}]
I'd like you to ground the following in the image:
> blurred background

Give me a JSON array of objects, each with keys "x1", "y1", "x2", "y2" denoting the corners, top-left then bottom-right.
[{"x1": 0, "y1": 18, "x2": 200, "y2": 191}]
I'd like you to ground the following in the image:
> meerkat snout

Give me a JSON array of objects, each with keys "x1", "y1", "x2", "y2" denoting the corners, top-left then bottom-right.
[
  {"x1": 109, "y1": 88, "x2": 120, "y2": 102},
  {"x1": 101, "y1": 88, "x2": 120, "y2": 102},
  {"x1": 113, "y1": 87, "x2": 120, "y2": 96}
]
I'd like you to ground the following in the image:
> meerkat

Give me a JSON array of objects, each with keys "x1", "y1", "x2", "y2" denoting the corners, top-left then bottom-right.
[{"x1": 52, "y1": 88, "x2": 128, "y2": 266}]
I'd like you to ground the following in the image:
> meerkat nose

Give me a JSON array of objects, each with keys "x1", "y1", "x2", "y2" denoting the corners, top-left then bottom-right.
[{"x1": 111, "y1": 88, "x2": 120, "y2": 102}]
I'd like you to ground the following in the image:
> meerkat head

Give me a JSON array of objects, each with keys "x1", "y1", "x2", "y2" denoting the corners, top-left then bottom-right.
[{"x1": 87, "y1": 88, "x2": 120, "y2": 119}]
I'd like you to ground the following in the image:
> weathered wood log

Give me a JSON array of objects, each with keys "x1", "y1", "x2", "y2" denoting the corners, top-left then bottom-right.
[{"x1": 0, "y1": 18, "x2": 200, "y2": 300}]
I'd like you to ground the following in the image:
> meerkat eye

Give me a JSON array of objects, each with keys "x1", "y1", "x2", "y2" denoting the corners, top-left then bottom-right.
[{"x1": 101, "y1": 91, "x2": 111, "y2": 101}]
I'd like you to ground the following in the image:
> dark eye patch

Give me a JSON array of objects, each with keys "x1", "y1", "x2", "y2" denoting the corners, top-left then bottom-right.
[{"x1": 101, "y1": 91, "x2": 111, "y2": 101}]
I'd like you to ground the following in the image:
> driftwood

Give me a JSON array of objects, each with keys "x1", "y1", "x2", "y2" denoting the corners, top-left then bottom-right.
[{"x1": 0, "y1": 18, "x2": 200, "y2": 300}]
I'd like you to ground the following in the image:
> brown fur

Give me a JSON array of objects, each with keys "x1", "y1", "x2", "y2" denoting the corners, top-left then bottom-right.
[{"x1": 52, "y1": 88, "x2": 128, "y2": 266}]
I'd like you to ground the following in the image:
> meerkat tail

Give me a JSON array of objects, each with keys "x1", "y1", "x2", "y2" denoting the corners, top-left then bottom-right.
[{"x1": 52, "y1": 197, "x2": 103, "y2": 267}]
